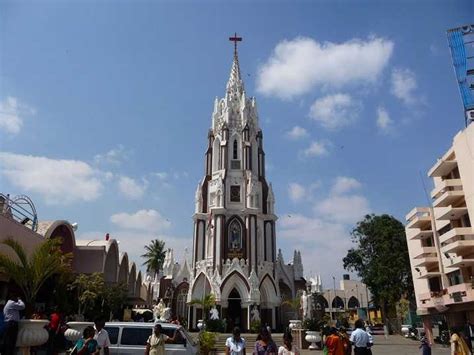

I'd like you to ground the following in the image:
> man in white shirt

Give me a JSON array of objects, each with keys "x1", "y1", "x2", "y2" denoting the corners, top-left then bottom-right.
[
  {"x1": 94, "y1": 318, "x2": 111, "y2": 355},
  {"x1": 3, "y1": 295, "x2": 25, "y2": 355},
  {"x1": 350, "y1": 319, "x2": 372, "y2": 355}
]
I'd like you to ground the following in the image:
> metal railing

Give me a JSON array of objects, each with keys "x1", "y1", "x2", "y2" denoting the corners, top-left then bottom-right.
[{"x1": 0, "y1": 192, "x2": 38, "y2": 231}]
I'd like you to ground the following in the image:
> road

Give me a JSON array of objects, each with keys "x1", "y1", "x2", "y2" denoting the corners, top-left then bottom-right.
[{"x1": 299, "y1": 335, "x2": 450, "y2": 355}]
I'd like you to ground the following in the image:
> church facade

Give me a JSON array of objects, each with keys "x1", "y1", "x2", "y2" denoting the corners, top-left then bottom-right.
[{"x1": 184, "y1": 40, "x2": 306, "y2": 331}]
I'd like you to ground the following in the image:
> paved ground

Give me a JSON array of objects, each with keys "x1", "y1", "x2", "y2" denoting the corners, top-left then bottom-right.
[{"x1": 299, "y1": 335, "x2": 450, "y2": 355}]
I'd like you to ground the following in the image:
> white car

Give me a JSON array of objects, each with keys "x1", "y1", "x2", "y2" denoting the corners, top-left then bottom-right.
[{"x1": 104, "y1": 322, "x2": 198, "y2": 355}]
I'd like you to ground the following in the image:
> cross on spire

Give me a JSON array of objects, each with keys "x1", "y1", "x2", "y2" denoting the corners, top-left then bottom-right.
[{"x1": 229, "y1": 32, "x2": 242, "y2": 57}]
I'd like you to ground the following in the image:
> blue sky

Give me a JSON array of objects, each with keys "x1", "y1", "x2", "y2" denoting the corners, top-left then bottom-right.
[{"x1": 1, "y1": 0, "x2": 472, "y2": 287}]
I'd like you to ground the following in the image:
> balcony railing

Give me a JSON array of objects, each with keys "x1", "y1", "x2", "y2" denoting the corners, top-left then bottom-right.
[{"x1": 0, "y1": 193, "x2": 38, "y2": 232}]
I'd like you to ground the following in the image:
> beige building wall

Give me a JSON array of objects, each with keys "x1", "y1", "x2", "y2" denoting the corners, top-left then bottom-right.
[{"x1": 405, "y1": 123, "x2": 474, "y2": 325}]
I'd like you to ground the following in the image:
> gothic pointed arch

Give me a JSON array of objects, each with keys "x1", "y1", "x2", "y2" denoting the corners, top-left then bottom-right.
[
  {"x1": 314, "y1": 294, "x2": 329, "y2": 310},
  {"x1": 348, "y1": 296, "x2": 360, "y2": 309},
  {"x1": 212, "y1": 137, "x2": 221, "y2": 172},
  {"x1": 259, "y1": 274, "x2": 279, "y2": 307},
  {"x1": 190, "y1": 272, "x2": 212, "y2": 301},
  {"x1": 332, "y1": 296, "x2": 344, "y2": 309},
  {"x1": 221, "y1": 271, "x2": 250, "y2": 302},
  {"x1": 118, "y1": 252, "x2": 129, "y2": 284}
]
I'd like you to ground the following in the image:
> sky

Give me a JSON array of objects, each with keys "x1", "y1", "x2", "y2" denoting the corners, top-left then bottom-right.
[{"x1": 1, "y1": 0, "x2": 473, "y2": 288}]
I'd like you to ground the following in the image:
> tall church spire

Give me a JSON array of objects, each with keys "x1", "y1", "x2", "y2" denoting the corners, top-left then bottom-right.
[{"x1": 227, "y1": 33, "x2": 244, "y2": 95}]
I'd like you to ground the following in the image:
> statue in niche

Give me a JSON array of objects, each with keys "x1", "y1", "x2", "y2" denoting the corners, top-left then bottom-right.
[
  {"x1": 209, "y1": 306, "x2": 219, "y2": 320},
  {"x1": 229, "y1": 221, "x2": 241, "y2": 249}
]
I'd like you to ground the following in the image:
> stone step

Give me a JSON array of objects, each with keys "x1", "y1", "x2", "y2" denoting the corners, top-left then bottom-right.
[{"x1": 192, "y1": 333, "x2": 286, "y2": 352}]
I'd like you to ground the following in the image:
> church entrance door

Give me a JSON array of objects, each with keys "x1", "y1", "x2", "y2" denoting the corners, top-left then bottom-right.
[{"x1": 227, "y1": 288, "x2": 242, "y2": 331}]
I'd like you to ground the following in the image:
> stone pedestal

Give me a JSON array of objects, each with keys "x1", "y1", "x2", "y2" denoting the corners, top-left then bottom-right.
[
  {"x1": 16, "y1": 320, "x2": 49, "y2": 355},
  {"x1": 65, "y1": 322, "x2": 94, "y2": 342}
]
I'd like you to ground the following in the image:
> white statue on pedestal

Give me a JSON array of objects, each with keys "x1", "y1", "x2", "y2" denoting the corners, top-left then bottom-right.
[
  {"x1": 301, "y1": 291, "x2": 311, "y2": 320},
  {"x1": 162, "y1": 307, "x2": 171, "y2": 322},
  {"x1": 209, "y1": 306, "x2": 219, "y2": 320},
  {"x1": 153, "y1": 299, "x2": 165, "y2": 321}
]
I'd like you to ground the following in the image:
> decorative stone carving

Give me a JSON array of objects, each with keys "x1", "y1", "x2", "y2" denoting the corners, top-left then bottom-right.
[{"x1": 248, "y1": 269, "x2": 260, "y2": 303}]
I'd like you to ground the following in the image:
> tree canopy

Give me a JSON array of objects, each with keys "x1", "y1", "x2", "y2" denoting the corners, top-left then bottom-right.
[
  {"x1": 343, "y1": 214, "x2": 413, "y2": 320},
  {"x1": 141, "y1": 239, "x2": 166, "y2": 276}
]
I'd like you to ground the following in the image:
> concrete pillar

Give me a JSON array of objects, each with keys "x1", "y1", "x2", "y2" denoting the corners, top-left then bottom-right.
[{"x1": 272, "y1": 307, "x2": 276, "y2": 330}]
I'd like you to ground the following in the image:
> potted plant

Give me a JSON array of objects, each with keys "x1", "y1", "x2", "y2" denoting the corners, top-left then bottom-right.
[
  {"x1": 0, "y1": 237, "x2": 72, "y2": 351},
  {"x1": 198, "y1": 330, "x2": 217, "y2": 355}
]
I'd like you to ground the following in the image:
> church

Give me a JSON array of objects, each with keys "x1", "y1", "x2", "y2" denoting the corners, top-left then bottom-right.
[{"x1": 158, "y1": 35, "x2": 306, "y2": 331}]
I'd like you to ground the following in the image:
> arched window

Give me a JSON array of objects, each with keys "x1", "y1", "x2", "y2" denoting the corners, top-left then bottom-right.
[
  {"x1": 332, "y1": 296, "x2": 344, "y2": 309},
  {"x1": 233, "y1": 140, "x2": 238, "y2": 159},
  {"x1": 348, "y1": 296, "x2": 360, "y2": 309},
  {"x1": 228, "y1": 219, "x2": 242, "y2": 249},
  {"x1": 176, "y1": 288, "x2": 188, "y2": 321}
]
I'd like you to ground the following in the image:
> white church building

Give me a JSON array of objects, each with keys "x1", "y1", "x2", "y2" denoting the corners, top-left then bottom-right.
[{"x1": 183, "y1": 37, "x2": 306, "y2": 331}]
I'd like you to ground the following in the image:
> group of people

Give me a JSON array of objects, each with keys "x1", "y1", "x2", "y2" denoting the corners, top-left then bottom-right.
[
  {"x1": 323, "y1": 319, "x2": 373, "y2": 355},
  {"x1": 72, "y1": 318, "x2": 111, "y2": 355},
  {"x1": 225, "y1": 326, "x2": 298, "y2": 355}
]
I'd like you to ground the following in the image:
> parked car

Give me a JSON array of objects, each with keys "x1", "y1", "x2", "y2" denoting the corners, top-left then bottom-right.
[{"x1": 103, "y1": 322, "x2": 198, "y2": 355}]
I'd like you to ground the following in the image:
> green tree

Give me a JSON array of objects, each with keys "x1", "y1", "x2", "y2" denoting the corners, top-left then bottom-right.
[
  {"x1": 102, "y1": 282, "x2": 128, "y2": 320},
  {"x1": 71, "y1": 273, "x2": 104, "y2": 317},
  {"x1": 343, "y1": 214, "x2": 413, "y2": 330},
  {"x1": 141, "y1": 239, "x2": 166, "y2": 277},
  {"x1": 0, "y1": 237, "x2": 72, "y2": 315}
]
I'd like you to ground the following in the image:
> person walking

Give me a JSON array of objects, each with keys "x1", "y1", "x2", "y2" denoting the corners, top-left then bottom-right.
[
  {"x1": 253, "y1": 326, "x2": 277, "y2": 355},
  {"x1": 278, "y1": 330, "x2": 299, "y2": 355},
  {"x1": 350, "y1": 319, "x2": 371, "y2": 355},
  {"x1": 225, "y1": 327, "x2": 246, "y2": 355},
  {"x1": 325, "y1": 327, "x2": 344, "y2": 355},
  {"x1": 75, "y1": 326, "x2": 99, "y2": 355},
  {"x1": 3, "y1": 294, "x2": 25, "y2": 355},
  {"x1": 339, "y1": 327, "x2": 352, "y2": 355},
  {"x1": 419, "y1": 337, "x2": 432, "y2": 355},
  {"x1": 94, "y1": 318, "x2": 111, "y2": 355},
  {"x1": 145, "y1": 323, "x2": 180, "y2": 355}
]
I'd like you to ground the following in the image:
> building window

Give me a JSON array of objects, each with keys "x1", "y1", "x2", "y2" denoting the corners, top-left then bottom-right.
[
  {"x1": 229, "y1": 219, "x2": 242, "y2": 249},
  {"x1": 233, "y1": 140, "x2": 238, "y2": 159},
  {"x1": 176, "y1": 288, "x2": 188, "y2": 321},
  {"x1": 230, "y1": 185, "x2": 240, "y2": 202}
]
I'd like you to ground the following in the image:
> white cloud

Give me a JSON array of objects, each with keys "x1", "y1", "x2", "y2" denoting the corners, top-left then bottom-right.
[
  {"x1": 279, "y1": 176, "x2": 371, "y2": 280},
  {"x1": 0, "y1": 97, "x2": 34, "y2": 134},
  {"x1": 302, "y1": 140, "x2": 329, "y2": 157},
  {"x1": 315, "y1": 195, "x2": 370, "y2": 225},
  {"x1": 331, "y1": 176, "x2": 362, "y2": 195},
  {"x1": 391, "y1": 68, "x2": 417, "y2": 105},
  {"x1": 0, "y1": 152, "x2": 102, "y2": 204},
  {"x1": 94, "y1": 145, "x2": 129, "y2": 166},
  {"x1": 286, "y1": 126, "x2": 308, "y2": 140},
  {"x1": 110, "y1": 209, "x2": 171, "y2": 233},
  {"x1": 257, "y1": 36, "x2": 394, "y2": 99},
  {"x1": 288, "y1": 183, "x2": 306, "y2": 202},
  {"x1": 309, "y1": 93, "x2": 361, "y2": 130},
  {"x1": 376, "y1": 106, "x2": 394, "y2": 134},
  {"x1": 118, "y1": 176, "x2": 147, "y2": 200}
]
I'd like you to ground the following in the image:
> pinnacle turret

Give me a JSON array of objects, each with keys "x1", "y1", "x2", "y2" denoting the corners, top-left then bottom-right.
[{"x1": 226, "y1": 52, "x2": 245, "y2": 95}]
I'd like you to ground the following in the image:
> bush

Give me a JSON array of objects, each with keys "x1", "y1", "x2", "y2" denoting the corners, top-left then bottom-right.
[
  {"x1": 302, "y1": 318, "x2": 321, "y2": 331},
  {"x1": 198, "y1": 331, "x2": 217, "y2": 355},
  {"x1": 205, "y1": 318, "x2": 226, "y2": 332},
  {"x1": 250, "y1": 320, "x2": 261, "y2": 333}
]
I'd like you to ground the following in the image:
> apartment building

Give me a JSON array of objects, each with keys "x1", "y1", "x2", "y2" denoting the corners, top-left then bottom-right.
[{"x1": 406, "y1": 122, "x2": 474, "y2": 337}]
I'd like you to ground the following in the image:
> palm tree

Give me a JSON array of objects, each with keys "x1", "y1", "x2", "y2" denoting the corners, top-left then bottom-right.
[
  {"x1": 0, "y1": 237, "x2": 72, "y2": 314},
  {"x1": 141, "y1": 239, "x2": 166, "y2": 277},
  {"x1": 190, "y1": 293, "x2": 216, "y2": 321}
]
